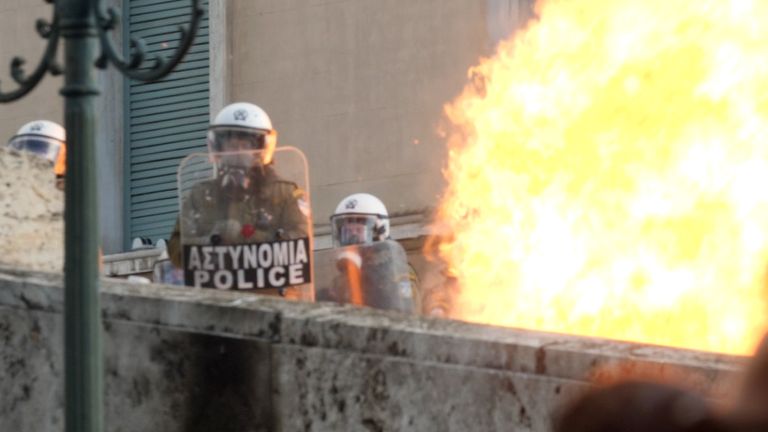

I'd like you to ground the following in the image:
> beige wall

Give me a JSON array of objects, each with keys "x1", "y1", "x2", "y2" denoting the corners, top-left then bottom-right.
[
  {"x1": 226, "y1": 0, "x2": 534, "y2": 230},
  {"x1": 0, "y1": 1, "x2": 63, "y2": 139}
]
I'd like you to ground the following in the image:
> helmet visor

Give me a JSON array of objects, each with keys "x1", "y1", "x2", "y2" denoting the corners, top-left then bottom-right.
[
  {"x1": 331, "y1": 214, "x2": 378, "y2": 247},
  {"x1": 207, "y1": 126, "x2": 267, "y2": 153},
  {"x1": 7, "y1": 136, "x2": 61, "y2": 163}
]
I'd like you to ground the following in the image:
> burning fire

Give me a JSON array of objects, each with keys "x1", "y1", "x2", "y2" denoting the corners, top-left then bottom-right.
[{"x1": 436, "y1": 0, "x2": 768, "y2": 355}]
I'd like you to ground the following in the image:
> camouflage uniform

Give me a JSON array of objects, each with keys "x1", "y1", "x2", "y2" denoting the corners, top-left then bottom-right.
[{"x1": 168, "y1": 166, "x2": 309, "y2": 297}]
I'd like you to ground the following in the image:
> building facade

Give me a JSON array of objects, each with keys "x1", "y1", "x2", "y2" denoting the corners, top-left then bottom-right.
[{"x1": 0, "y1": 0, "x2": 534, "y2": 257}]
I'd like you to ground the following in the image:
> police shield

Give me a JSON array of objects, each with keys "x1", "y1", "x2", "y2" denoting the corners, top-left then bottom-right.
[
  {"x1": 178, "y1": 146, "x2": 314, "y2": 300},
  {"x1": 316, "y1": 239, "x2": 415, "y2": 313}
]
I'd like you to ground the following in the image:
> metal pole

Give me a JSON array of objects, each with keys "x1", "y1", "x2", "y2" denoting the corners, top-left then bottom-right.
[
  {"x1": 0, "y1": 1, "x2": 201, "y2": 429},
  {"x1": 59, "y1": 0, "x2": 103, "y2": 430}
]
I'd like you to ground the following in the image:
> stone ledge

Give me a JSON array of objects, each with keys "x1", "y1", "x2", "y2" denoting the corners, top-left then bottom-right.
[
  {"x1": 102, "y1": 248, "x2": 163, "y2": 277},
  {"x1": 0, "y1": 265, "x2": 744, "y2": 399}
]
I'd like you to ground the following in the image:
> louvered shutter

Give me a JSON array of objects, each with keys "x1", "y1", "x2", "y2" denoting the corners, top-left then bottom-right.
[{"x1": 124, "y1": 0, "x2": 209, "y2": 247}]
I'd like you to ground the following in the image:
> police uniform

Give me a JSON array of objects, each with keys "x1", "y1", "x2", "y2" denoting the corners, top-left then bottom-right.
[{"x1": 168, "y1": 166, "x2": 309, "y2": 298}]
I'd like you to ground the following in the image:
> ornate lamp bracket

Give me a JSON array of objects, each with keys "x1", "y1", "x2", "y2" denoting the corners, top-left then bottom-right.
[
  {"x1": 95, "y1": 0, "x2": 204, "y2": 82},
  {"x1": 0, "y1": 0, "x2": 204, "y2": 103},
  {"x1": 0, "y1": 0, "x2": 61, "y2": 102}
]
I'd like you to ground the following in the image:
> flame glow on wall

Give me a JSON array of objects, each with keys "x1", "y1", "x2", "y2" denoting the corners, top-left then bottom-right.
[{"x1": 436, "y1": 0, "x2": 768, "y2": 355}]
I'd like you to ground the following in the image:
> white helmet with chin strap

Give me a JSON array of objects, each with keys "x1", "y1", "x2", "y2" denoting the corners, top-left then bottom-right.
[
  {"x1": 7, "y1": 120, "x2": 67, "y2": 176},
  {"x1": 331, "y1": 193, "x2": 390, "y2": 247},
  {"x1": 207, "y1": 102, "x2": 278, "y2": 164}
]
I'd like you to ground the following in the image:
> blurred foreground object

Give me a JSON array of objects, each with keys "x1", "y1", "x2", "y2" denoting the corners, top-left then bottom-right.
[
  {"x1": 730, "y1": 334, "x2": 768, "y2": 430},
  {"x1": 554, "y1": 380, "x2": 712, "y2": 432},
  {"x1": 554, "y1": 333, "x2": 768, "y2": 432}
]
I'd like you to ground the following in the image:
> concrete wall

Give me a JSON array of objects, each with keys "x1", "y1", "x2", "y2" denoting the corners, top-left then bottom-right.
[
  {"x1": 222, "y1": 0, "x2": 537, "y2": 230},
  {"x1": 0, "y1": 149, "x2": 63, "y2": 272},
  {"x1": 0, "y1": 267, "x2": 744, "y2": 431}
]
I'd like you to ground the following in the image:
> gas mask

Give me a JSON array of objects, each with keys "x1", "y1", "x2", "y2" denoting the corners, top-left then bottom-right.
[{"x1": 207, "y1": 127, "x2": 269, "y2": 190}]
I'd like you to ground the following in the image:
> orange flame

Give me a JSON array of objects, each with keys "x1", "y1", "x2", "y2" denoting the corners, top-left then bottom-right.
[{"x1": 437, "y1": 0, "x2": 768, "y2": 355}]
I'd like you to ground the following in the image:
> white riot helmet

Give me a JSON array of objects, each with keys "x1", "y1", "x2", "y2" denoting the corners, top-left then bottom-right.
[
  {"x1": 7, "y1": 120, "x2": 67, "y2": 176},
  {"x1": 331, "y1": 193, "x2": 390, "y2": 247},
  {"x1": 207, "y1": 102, "x2": 277, "y2": 165}
]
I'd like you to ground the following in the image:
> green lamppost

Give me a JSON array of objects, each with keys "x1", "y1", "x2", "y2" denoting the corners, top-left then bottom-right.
[{"x1": 0, "y1": 0, "x2": 202, "y2": 430}]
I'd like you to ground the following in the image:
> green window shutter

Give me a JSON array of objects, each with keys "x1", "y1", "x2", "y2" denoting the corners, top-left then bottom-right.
[{"x1": 124, "y1": 0, "x2": 210, "y2": 248}]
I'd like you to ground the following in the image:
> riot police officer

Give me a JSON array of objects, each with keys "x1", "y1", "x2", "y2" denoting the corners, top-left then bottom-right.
[
  {"x1": 6, "y1": 120, "x2": 67, "y2": 189},
  {"x1": 167, "y1": 102, "x2": 312, "y2": 299},
  {"x1": 323, "y1": 193, "x2": 420, "y2": 313}
]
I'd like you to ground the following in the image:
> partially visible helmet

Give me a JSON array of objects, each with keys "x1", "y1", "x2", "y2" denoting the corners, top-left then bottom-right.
[
  {"x1": 331, "y1": 193, "x2": 390, "y2": 247},
  {"x1": 207, "y1": 102, "x2": 277, "y2": 165},
  {"x1": 7, "y1": 120, "x2": 67, "y2": 177}
]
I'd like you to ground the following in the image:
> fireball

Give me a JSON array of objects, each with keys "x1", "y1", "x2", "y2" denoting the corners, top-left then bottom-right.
[{"x1": 437, "y1": 0, "x2": 768, "y2": 355}]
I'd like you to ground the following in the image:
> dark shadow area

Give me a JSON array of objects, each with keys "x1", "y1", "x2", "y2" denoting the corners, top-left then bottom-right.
[
  {"x1": 553, "y1": 335, "x2": 768, "y2": 432},
  {"x1": 182, "y1": 334, "x2": 273, "y2": 432}
]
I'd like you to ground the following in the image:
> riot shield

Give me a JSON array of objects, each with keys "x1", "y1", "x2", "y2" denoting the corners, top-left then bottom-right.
[
  {"x1": 178, "y1": 147, "x2": 314, "y2": 300},
  {"x1": 315, "y1": 239, "x2": 415, "y2": 313}
]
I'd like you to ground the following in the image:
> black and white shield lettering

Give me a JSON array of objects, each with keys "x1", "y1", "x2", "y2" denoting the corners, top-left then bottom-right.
[{"x1": 178, "y1": 147, "x2": 314, "y2": 300}]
